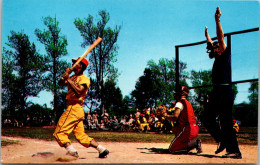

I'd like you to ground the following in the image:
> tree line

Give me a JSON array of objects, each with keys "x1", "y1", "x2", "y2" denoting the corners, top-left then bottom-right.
[{"x1": 2, "y1": 10, "x2": 258, "y2": 127}]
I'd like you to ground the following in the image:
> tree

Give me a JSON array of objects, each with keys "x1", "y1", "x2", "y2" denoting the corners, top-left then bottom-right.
[
  {"x1": 74, "y1": 10, "x2": 121, "y2": 111},
  {"x1": 232, "y1": 81, "x2": 258, "y2": 127},
  {"x1": 102, "y1": 80, "x2": 124, "y2": 117},
  {"x1": 131, "y1": 68, "x2": 160, "y2": 110},
  {"x1": 2, "y1": 50, "x2": 15, "y2": 108},
  {"x1": 2, "y1": 31, "x2": 45, "y2": 121},
  {"x1": 190, "y1": 70, "x2": 238, "y2": 103},
  {"x1": 147, "y1": 58, "x2": 189, "y2": 104},
  {"x1": 84, "y1": 78, "x2": 100, "y2": 113},
  {"x1": 190, "y1": 70, "x2": 213, "y2": 105},
  {"x1": 190, "y1": 69, "x2": 238, "y2": 123},
  {"x1": 131, "y1": 58, "x2": 188, "y2": 109},
  {"x1": 35, "y1": 16, "x2": 70, "y2": 122},
  {"x1": 122, "y1": 95, "x2": 135, "y2": 115},
  {"x1": 248, "y1": 81, "x2": 258, "y2": 104}
]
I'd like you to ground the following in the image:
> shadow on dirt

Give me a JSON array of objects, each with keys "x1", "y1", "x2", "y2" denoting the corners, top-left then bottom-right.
[{"x1": 138, "y1": 147, "x2": 223, "y2": 158}]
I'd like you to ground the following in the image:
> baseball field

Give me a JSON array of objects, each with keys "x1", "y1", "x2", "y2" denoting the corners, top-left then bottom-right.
[{"x1": 1, "y1": 127, "x2": 258, "y2": 164}]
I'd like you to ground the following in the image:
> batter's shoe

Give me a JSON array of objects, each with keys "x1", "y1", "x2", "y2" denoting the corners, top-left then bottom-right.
[
  {"x1": 66, "y1": 151, "x2": 79, "y2": 158},
  {"x1": 215, "y1": 142, "x2": 226, "y2": 154},
  {"x1": 222, "y1": 152, "x2": 242, "y2": 159},
  {"x1": 196, "y1": 139, "x2": 203, "y2": 154},
  {"x1": 99, "y1": 149, "x2": 109, "y2": 158}
]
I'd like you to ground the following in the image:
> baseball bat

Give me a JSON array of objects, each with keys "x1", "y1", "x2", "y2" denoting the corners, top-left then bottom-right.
[
  {"x1": 60, "y1": 37, "x2": 102, "y2": 81},
  {"x1": 71, "y1": 37, "x2": 103, "y2": 70}
]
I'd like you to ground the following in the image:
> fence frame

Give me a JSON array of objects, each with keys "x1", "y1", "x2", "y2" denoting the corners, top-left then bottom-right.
[{"x1": 175, "y1": 27, "x2": 259, "y2": 89}]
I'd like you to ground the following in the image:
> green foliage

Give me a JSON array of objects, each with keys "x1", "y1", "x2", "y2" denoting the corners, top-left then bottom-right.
[
  {"x1": 190, "y1": 70, "x2": 212, "y2": 104},
  {"x1": 2, "y1": 31, "x2": 45, "y2": 120},
  {"x1": 35, "y1": 16, "x2": 70, "y2": 122},
  {"x1": 233, "y1": 102, "x2": 257, "y2": 127},
  {"x1": 102, "y1": 80, "x2": 124, "y2": 117},
  {"x1": 1, "y1": 139, "x2": 20, "y2": 146},
  {"x1": 248, "y1": 81, "x2": 258, "y2": 105},
  {"x1": 131, "y1": 58, "x2": 188, "y2": 109},
  {"x1": 122, "y1": 95, "x2": 135, "y2": 115},
  {"x1": 84, "y1": 78, "x2": 100, "y2": 113},
  {"x1": 26, "y1": 104, "x2": 53, "y2": 126},
  {"x1": 1, "y1": 127, "x2": 257, "y2": 145},
  {"x1": 131, "y1": 68, "x2": 160, "y2": 109},
  {"x1": 35, "y1": 16, "x2": 69, "y2": 91},
  {"x1": 232, "y1": 81, "x2": 258, "y2": 127},
  {"x1": 74, "y1": 10, "x2": 121, "y2": 109}
]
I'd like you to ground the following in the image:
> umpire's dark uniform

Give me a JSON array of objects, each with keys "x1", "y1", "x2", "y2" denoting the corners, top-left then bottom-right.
[{"x1": 205, "y1": 46, "x2": 241, "y2": 154}]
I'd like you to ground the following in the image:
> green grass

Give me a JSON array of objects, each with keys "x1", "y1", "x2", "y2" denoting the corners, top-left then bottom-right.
[
  {"x1": 1, "y1": 127, "x2": 257, "y2": 145},
  {"x1": 88, "y1": 131, "x2": 174, "y2": 143},
  {"x1": 1, "y1": 139, "x2": 20, "y2": 146}
]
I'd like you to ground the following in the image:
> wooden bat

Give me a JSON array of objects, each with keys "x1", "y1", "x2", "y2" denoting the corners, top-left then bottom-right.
[
  {"x1": 60, "y1": 37, "x2": 102, "y2": 81},
  {"x1": 71, "y1": 37, "x2": 102, "y2": 70}
]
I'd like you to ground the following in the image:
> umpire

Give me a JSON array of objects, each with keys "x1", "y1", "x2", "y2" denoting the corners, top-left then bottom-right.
[{"x1": 204, "y1": 7, "x2": 241, "y2": 159}]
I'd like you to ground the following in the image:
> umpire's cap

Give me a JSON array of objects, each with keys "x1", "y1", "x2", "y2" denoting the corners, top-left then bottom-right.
[
  {"x1": 72, "y1": 57, "x2": 89, "y2": 67},
  {"x1": 206, "y1": 41, "x2": 219, "y2": 59}
]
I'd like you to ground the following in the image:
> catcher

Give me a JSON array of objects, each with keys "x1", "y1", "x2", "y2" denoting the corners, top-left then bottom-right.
[
  {"x1": 163, "y1": 86, "x2": 202, "y2": 154},
  {"x1": 53, "y1": 57, "x2": 109, "y2": 158}
]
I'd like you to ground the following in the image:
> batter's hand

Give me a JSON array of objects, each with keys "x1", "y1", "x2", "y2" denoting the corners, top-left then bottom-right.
[
  {"x1": 215, "y1": 7, "x2": 221, "y2": 22},
  {"x1": 62, "y1": 68, "x2": 72, "y2": 80}
]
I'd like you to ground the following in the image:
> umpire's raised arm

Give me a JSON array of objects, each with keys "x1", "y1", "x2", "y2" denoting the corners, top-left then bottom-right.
[{"x1": 215, "y1": 7, "x2": 226, "y2": 52}]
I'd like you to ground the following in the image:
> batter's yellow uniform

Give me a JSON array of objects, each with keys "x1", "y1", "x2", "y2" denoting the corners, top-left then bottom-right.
[{"x1": 53, "y1": 74, "x2": 93, "y2": 148}]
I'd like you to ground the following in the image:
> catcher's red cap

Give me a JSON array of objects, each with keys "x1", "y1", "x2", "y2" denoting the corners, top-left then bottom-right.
[{"x1": 72, "y1": 57, "x2": 89, "y2": 67}]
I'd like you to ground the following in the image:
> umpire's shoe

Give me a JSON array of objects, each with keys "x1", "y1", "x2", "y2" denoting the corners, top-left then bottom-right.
[
  {"x1": 99, "y1": 149, "x2": 109, "y2": 158},
  {"x1": 222, "y1": 152, "x2": 242, "y2": 159},
  {"x1": 215, "y1": 142, "x2": 226, "y2": 154}
]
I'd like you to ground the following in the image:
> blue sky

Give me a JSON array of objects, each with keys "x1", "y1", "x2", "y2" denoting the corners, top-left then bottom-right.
[{"x1": 2, "y1": 0, "x2": 259, "y2": 107}]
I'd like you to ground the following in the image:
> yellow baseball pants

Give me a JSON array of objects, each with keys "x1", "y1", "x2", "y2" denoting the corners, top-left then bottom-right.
[
  {"x1": 140, "y1": 123, "x2": 150, "y2": 131},
  {"x1": 53, "y1": 103, "x2": 93, "y2": 148}
]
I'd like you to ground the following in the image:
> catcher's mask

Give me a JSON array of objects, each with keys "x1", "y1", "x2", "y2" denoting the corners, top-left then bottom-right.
[
  {"x1": 206, "y1": 41, "x2": 219, "y2": 59},
  {"x1": 174, "y1": 85, "x2": 189, "y2": 97}
]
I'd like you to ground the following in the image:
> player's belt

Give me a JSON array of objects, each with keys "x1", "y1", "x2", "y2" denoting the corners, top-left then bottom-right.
[{"x1": 67, "y1": 100, "x2": 83, "y2": 106}]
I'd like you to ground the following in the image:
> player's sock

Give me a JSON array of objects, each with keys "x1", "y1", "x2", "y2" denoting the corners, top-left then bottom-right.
[
  {"x1": 66, "y1": 144, "x2": 77, "y2": 153},
  {"x1": 96, "y1": 145, "x2": 106, "y2": 153}
]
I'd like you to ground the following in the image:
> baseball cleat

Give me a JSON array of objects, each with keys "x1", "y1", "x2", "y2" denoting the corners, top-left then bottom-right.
[
  {"x1": 66, "y1": 151, "x2": 79, "y2": 158},
  {"x1": 99, "y1": 149, "x2": 109, "y2": 158},
  {"x1": 222, "y1": 152, "x2": 242, "y2": 159}
]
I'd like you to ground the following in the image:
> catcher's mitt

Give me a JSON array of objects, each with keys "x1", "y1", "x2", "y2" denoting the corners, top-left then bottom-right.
[{"x1": 155, "y1": 105, "x2": 167, "y2": 122}]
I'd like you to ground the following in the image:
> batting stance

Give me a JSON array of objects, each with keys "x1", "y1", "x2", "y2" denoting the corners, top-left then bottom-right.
[
  {"x1": 204, "y1": 7, "x2": 241, "y2": 159},
  {"x1": 163, "y1": 86, "x2": 202, "y2": 154},
  {"x1": 53, "y1": 57, "x2": 109, "y2": 158}
]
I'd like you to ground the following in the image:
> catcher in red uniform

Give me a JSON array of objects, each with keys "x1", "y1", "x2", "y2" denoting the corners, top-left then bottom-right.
[{"x1": 163, "y1": 85, "x2": 202, "y2": 154}]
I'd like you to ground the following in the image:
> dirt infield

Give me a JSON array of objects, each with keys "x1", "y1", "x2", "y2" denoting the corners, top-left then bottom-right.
[{"x1": 1, "y1": 136, "x2": 258, "y2": 164}]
